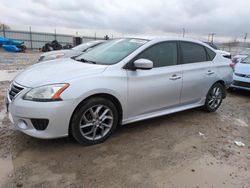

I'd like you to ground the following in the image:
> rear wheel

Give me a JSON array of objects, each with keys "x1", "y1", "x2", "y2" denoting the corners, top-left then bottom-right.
[
  {"x1": 203, "y1": 83, "x2": 224, "y2": 112},
  {"x1": 71, "y1": 97, "x2": 118, "y2": 145}
]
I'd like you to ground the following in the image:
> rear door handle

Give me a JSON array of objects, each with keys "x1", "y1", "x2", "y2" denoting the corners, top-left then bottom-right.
[
  {"x1": 206, "y1": 70, "x2": 215, "y2": 75},
  {"x1": 169, "y1": 74, "x2": 182, "y2": 80}
]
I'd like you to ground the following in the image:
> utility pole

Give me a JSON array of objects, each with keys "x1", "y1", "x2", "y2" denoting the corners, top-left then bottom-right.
[
  {"x1": 2, "y1": 24, "x2": 5, "y2": 38},
  {"x1": 208, "y1": 33, "x2": 216, "y2": 43},
  {"x1": 244, "y1": 33, "x2": 247, "y2": 43},
  {"x1": 211, "y1": 33, "x2": 216, "y2": 43},
  {"x1": 54, "y1": 29, "x2": 57, "y2": 40},
  {"x1": 182, "y1": 28, "x2": 185, "y2": 37},
  {"x1": 29, "y1": 26, "x2": 33, "y2": 49}
]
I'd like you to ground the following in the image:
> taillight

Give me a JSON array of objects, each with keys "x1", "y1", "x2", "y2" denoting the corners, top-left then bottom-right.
[{"x1": 229, "y1": 63, "x2": 235, "y2": 71}]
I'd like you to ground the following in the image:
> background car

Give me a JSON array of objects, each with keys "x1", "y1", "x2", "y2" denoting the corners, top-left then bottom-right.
[
  {"x1": 231, "y1": 56, "x2": 250, "y2": 90},
  {"x1": 205, "y1": 42, "x2": 231, "y2": 59},
  {"x1": 38, "y1": 40, "x2": 105, "y2": 62},
  {"x1": 232, "y1": 48, "x2": 250, "y2": 64}
]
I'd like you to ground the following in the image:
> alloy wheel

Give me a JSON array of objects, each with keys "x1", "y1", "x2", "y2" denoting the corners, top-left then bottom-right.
[
  {"x1": 207, "y1": 86, "x2": 223, "y2": 109},
  {"x1": 79, "y1": 105, "x2": 114, "y2": 141}
]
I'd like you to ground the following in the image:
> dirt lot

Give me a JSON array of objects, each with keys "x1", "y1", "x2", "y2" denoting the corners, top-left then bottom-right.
[{"x1": 0, "y1": 51, "x2": 249, "y2": 188}]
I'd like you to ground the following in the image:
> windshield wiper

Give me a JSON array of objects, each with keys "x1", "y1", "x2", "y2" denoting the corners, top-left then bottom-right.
[{"x1": 75, "y1": 58, "x2": 96, "y2": 64}]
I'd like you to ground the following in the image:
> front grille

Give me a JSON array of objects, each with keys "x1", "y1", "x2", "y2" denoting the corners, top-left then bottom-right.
[
  {"x1": 233, "y1": 80, "x2": 250, "y2": 88},
  {"x1": 31, "y1": 119, "x2": 49, "y2": 130},
  {"x1": 9, "y1": 83, "x2": 24, "y2": 101},
  {"x1": 235, "y1": 73, "x2": 250, "y2": 78}
]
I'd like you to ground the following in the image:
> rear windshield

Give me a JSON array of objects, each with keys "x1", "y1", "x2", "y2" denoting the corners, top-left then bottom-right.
[{"x1": 75, "y1": 39, "x2": 148, "y2": 65}]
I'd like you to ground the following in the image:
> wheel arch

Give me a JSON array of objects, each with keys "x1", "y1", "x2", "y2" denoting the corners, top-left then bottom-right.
[
  {"x1": 69, "y1": 93, "x2": 123, "y2": 136},
  {"x1": 213, "y1": 80, "x2": 226, "y2": 98}
]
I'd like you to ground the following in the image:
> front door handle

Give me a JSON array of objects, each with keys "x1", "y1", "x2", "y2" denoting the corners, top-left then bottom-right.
[
  {"x1": 169, "y1": 74, "x2": 182, "y2": 80},
  {"x1": 206, "y1": 70, "x2": 215, "y2": 75}
]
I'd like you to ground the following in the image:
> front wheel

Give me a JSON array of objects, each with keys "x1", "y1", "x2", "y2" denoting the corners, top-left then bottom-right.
[
  {"x1": 71, "y1": 97, "x2": 118, "y2": 145},
  {"x1": 203, "y1": 83, "x2": 225, "y2": 112}
]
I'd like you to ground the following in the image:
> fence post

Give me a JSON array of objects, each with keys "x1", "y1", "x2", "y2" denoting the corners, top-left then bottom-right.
[
  {"x1": 29, "y1": 26, "x2": 33, "y2": 50},
  {"x1": 54, "y1": 29, "x2": 57, "y2": 40},
  {"x1": 3, "y1": 24, "x2": 6, "y2": 38}
]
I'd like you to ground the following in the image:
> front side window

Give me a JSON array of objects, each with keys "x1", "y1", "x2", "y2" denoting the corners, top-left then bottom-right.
[
  {"x1": 135, "y1": 42, "x2": 177, "y2": 68},
  {"x1": 75, "y1": 39, "x2": 148, "y2": 65},
  {"x1": 181, "y1": 42, "x2": 207, "y2": 64}
]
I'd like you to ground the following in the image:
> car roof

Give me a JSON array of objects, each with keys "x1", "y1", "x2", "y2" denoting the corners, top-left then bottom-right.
[{"x1": 120, "y1": 36, "x2": 212, "y2": 49}]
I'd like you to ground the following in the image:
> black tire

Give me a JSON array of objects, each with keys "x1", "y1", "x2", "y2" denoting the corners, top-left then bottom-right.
[
  {"x1": 71, "y1": 97, "x2": 118, "y2": 145},
  {"x1": 203, "y1": 83, "x2": 225, "y2": 112},
  {"x1": 19, "y1": 45, "x2": 26, "y2": 53}
]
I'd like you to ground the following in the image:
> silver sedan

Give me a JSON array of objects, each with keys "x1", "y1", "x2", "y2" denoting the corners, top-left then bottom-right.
[{"x1": 6, "y1": 38, "x2": 233, "y2": 145}]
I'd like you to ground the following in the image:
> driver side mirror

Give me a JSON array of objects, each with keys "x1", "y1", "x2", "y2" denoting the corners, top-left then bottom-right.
[{"x1": 133, "y1": 59, "x2": 153, "y2": 70}]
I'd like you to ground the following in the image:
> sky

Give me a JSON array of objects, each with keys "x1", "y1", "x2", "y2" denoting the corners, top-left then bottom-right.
[{"x1": 0, "y1": 0, "x2": 250, "y2": 42}]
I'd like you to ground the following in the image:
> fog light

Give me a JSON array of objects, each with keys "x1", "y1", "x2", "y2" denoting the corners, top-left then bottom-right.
[{"x1": 17, "y1": 120, "x2": 28, "y2": 130}]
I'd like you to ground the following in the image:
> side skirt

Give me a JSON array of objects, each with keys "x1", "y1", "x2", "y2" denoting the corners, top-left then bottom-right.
[{"x1": 122, "y1": 100, "x2": 205, "y2": 125}]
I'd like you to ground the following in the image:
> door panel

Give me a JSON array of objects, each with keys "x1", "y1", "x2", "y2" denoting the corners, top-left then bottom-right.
[
  {"x1": 127, "y1": 65, "x2": 182, "y2": 117},
  {"x1": 179, "y1": 41, "x2": 217, "y2": 104},
  {"x1": 181, "y1": 62, "x2": 216, "y2": 104}
]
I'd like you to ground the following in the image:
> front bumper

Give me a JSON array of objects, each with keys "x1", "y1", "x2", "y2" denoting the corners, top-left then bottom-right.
[
  {"x1": 231, "y1": 74, "x2": 250, "y2": 91},
  {"x1": 6, "y1": 88, "x2": 76, "y2": 139}
]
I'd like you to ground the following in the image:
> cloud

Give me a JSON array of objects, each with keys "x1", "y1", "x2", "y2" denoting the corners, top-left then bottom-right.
[{"x1": 1, "y1": 0, "x2": 250, "y2": 40}]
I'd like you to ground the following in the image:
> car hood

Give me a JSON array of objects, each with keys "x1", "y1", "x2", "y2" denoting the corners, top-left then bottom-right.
[
  {"x1": 14, "y1": 58, "x2": 108, "y2": 87},
  {"x1": 235, "y1": 62, "x2": 250, "y2": 75},
  {"x1": 41, "y1": 49, "x2": 82, "y2": 60}
]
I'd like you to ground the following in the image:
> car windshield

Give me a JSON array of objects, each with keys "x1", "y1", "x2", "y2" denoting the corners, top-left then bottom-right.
[
  {"x1": 75, "y1": 38, "x2": 148, "y2": 65},
  {"x1": 239, "y1": 49, "x2": 250, "y2": 55},
  {"x1": 241, "y1": 56, "x2": 250, "y2": 64},
  {"x1": 72, "y1": 42, "x2": 98, "y2": 51}
]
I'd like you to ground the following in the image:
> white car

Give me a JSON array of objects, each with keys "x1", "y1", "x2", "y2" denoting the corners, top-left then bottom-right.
[
  {"x1": 232, "y1": 48, "x2": 250, "y2": 64},
  {"x1": 231, "y1": 56, "x2": 250, "y2": 90},
  {"x1": 38, "y1": 40, "x2": 105, "y2": 62}
]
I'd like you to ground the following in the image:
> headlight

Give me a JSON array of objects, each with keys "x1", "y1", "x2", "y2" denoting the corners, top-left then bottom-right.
[{"x1": 23, "y1": 84, "x2": 69, "y2": 102}]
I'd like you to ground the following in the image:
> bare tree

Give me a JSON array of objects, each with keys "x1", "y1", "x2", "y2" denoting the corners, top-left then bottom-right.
[{"x1": 0, "y1": 23, "x2": 11, "y2": 30}]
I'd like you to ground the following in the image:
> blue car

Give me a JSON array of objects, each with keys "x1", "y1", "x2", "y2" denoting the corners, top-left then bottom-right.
[{"x1": 0, "y1": 37, "x2": 26, "y2": 52}]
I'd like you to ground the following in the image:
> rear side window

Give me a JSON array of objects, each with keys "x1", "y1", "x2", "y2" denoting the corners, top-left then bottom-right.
[
  {"x1": 135, "y1": 42, "x2": 177, "y2": 68},
  {"x1": 181, "y1": 42, "x2": 207, "y2": 64},
  {"x1": 205, "y1": 47, "x2": 216, "y2": 60}
]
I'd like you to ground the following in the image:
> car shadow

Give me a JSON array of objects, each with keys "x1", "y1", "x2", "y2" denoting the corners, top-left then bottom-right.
[
  {"x1": 227, "y1": 88, "x2": 250, "y2": 97},
  {"x1": 12, "y1": 107, "x2": 202, "y2": 151}
]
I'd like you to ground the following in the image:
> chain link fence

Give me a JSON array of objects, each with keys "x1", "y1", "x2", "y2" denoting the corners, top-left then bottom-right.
[
  {"x1": 217, "y1": 42, "x2": 250, "y2": 56},
  {"x1": 0, "y1": 28, "x2": 103, "y2": 50}
]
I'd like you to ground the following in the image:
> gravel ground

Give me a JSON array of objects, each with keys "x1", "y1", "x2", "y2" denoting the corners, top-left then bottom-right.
[{"x1": 0, "y1": 51, "x2": 249, "y2": 188}]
